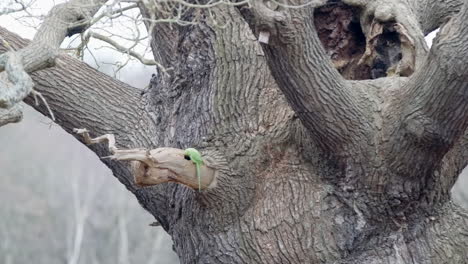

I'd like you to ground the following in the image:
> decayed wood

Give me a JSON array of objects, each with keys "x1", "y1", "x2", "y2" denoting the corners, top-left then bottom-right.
[
  {"x1": 74, "y1": 128, "x2": 217, "y2": 190},
  {"x1": 243, "y1": 0, "x2": 370, "y2": 156}
]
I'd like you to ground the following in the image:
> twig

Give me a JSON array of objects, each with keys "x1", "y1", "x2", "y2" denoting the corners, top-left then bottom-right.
[{"x1": 31, "y1": 90, "x2": 55, "y2": 121}]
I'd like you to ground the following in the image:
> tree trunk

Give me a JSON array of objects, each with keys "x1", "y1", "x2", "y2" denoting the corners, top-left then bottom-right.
[{"x1": 1, "y1": 0, "x2": 467, "y2": 263}]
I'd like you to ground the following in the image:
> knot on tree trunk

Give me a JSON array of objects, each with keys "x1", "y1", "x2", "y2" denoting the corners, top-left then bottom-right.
[{"x1": 239, "y1": 1, "x2": 292, "y2": 45}]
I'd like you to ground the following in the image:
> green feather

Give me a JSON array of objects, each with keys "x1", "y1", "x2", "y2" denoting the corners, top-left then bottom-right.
[{"x1": 184, "y1": 148, "x2": 204, "y2": 191}]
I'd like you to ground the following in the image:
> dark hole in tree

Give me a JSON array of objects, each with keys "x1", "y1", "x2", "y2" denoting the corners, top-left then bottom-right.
[
  {"x1": 314, "y1": 2, "x2": 407, "y2": 80},
  {"x1": 371, "y1": 26, "x2": 402, "y2": 79},
  {"x1": 184, "y1": 155, "x2": 191, "y2": 160}
]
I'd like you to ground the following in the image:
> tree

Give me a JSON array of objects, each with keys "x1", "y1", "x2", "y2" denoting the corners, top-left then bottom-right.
[{"x1": 1, "y1": 0, "x2": 467, "y2": 263}]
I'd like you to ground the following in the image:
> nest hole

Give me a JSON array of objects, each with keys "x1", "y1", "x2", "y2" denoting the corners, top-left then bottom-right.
[{"x1": 314, "y1": 2, "x2": 407, "y2": 80}]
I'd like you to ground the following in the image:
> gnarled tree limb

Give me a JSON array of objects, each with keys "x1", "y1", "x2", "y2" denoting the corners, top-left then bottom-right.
[
  {"x1": 416, "y1": 0, "x2": 464, "y2": 35},
  {"x1": 240, "y1": 1, "x2": 369, "y2": 155},
  {"x1": 0, "y1": 0, "x2": 107, "y2": 126},
  {"x1": 386, "y1": 2, "x2": 468, "y2": 177},
  {"x1": 341, "y1": 0, "x2": 464, "y2": 35}
]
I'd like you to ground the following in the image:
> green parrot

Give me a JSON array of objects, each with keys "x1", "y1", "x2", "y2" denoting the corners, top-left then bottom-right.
[{"x1": 184, "y1": 148, "x2": 204, "y2": 191}]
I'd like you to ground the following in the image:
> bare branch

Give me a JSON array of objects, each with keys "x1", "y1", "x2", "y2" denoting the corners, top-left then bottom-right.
[
  {"x1": 153, "y1": 0, "x2": 250, "y2": 9},
  {"x1": 86, "y1": 31, "x2": 165, "y2": 68},
  {"x1": 83, "y1": 2, "x2": 139, "y2": 27},
  {"x1": 416, "y1": 0, "x2": 464, "y2": 35},
  {"x1": 31, "y1": 90, "x2": 55, "y2": 121},
  {"x1": 0, "y1": 0, "x2": 108, "y2": 126},
  {"x1": 0, "y1": 0, "x2": 32, "y2": 16}
]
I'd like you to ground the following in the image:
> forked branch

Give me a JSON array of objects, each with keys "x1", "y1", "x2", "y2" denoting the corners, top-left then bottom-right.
[
  {"x1": 0, "y1": 0, "x2": 107, "y2": 126},
  {"x1": 240, "y1": 1, "x2": 369, "y2": 154}
]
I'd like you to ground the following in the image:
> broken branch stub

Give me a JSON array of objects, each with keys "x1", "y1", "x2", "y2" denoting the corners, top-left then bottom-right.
[
  {"x1": 248, "y1": 0, "x2": 290, "y2": 45},
  {"x1": 74, "y1": 128, "x2": 217, "y2": 191}
]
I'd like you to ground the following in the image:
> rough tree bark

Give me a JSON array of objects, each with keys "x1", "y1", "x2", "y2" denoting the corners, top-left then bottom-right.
[{"x1": 1, "y1": 0, "x2": 467, "y2": 263}]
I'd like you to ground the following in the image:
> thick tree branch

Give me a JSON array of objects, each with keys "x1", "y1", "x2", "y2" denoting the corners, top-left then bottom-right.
[
  {"x1": 0, "y1": 0, "x2": 107, "y2": 126},
  {"x1": 342, "y1": 0, "x2": 463, "y2": 36},
  {"x1": 386, "y1": 2, "x2": 468, "y2": 176},
  {"x1": 416, "y1": 0, "x2": 464, "y2": 35},
  {"x1": 240, "y1": 1, "x2": 369, "y2": 154}
]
